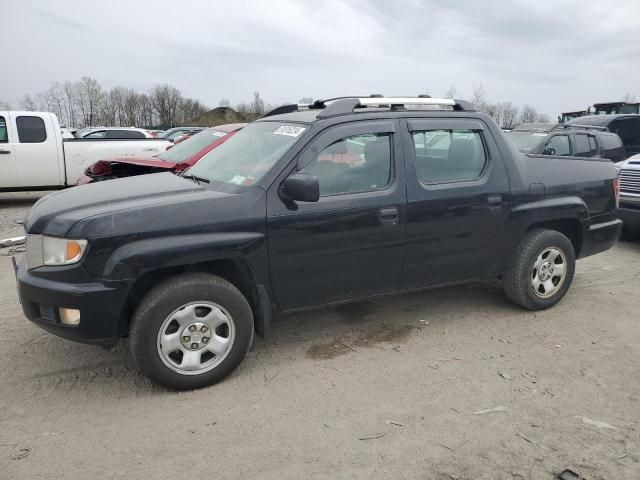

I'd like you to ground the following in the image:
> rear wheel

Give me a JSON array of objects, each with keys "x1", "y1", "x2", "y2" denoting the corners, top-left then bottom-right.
[
  {"x1": 129, "y1": 273, "x2": 254, "y2": 390},
  {"x1": 503, "y1": 229, "x2": 575, "y2": 310}
]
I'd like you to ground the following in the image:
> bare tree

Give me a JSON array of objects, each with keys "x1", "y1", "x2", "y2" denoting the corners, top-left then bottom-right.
[
  {"x1": 150, "y1": 84, "x2": 182, "y2": 127},
  {"x1": 0, "y1": 100, "x2": 11, "y2": 110},
  {"x1": 248, "y1": 92, "x2": 265, "y2": 120},
  {"x1": 518, "y1": 104, "x2": 539, "y2": 124},
  {"x1": 299, "y1": 97, "x2": 314, "y2": 104},
  {"x1": 218, "y1": 98, "x2": 231, "y2": 107},
  {"x1": 20, "y1": 95, "x2": 37, "y2": 111},
  {"x1": 499, "y1": 102, "x2": 519, "y2": 129},
  {"x1": 444, "y1": 85, "x2": 457, "y2": 99},
  {"x1": 622, "y1": 92, "x2": 637, "y2": 103},
  {"x1": 536, "y1": 113, "x2": 550, "y2": 123},
  {"x1": 62, "y1": 81, "x2": 78, "y2": 127},
  {"x1": 76, "y1": 77, "x2": 103, "y2": 126},
  {"x1": 470, "y1": 83, "x2": 488, "y2": 112}
]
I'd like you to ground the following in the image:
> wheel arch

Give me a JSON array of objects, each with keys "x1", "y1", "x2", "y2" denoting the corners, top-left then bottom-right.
[
  {"x1": 118, "y1": 258, "x2": 272, "y2": 339},
  {"x1": 526, "y1": 218, "x2": 583, "y2": 257}
]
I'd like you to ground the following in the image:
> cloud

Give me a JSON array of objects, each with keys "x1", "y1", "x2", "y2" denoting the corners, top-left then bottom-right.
[{"x1": 1, "y1": 0, "x2": 639, "y2": 116}]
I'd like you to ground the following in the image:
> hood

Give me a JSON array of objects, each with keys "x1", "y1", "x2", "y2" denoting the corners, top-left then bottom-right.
[
  {"x1": 103, "y1": 157, "x2": 177, "y2": 169},
  {"x1": 26, "y1": 173, "x2": 218, "y2": 236}
]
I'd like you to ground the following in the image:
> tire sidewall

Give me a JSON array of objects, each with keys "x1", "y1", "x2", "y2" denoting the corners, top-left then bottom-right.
[
  {"x1": 131, "y1": 275, "x2": 253, "y2": 390},
  {"x1": 523, "y1": 232, "x2": 575, "y2": 309}
]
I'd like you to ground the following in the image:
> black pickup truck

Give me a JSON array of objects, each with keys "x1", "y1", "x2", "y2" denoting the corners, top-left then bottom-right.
[{"x1": 15, "y1": 96, "x2": 621, "y2": 390}]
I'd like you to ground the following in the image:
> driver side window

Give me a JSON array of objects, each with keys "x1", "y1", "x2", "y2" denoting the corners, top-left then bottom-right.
[
  {"x1": 298, "y1": 133, "x2": 391, "y2": 196},
  {"x1": 545, "y1": 135, "x2": 570, "y2": 156}
]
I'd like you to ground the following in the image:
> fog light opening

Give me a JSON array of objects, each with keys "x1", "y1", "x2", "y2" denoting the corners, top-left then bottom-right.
[{"x1": 59, "y1": 308, "x2": 81, "y2": 326}]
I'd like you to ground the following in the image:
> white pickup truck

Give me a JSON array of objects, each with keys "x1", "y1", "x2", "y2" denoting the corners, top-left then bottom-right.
[{"x1": 0, "y1": 111, "x2": 171, "y2": 190}]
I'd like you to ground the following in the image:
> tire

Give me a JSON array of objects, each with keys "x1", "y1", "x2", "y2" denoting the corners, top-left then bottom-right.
[
  {"x1": 503, "y1": 229, "x2": 576, "y2": 310},
  {"x1": 129, "y1": 273, "x2": 254, "y2": 390}
]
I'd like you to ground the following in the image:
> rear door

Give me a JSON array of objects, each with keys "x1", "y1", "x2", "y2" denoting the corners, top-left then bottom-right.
[
  {"x1": 12, "y1": 114, "x2": 62, "y2": 187},
  {"x1": 267, "y1": 120, "x2": 406, "y2": 310},
  {"x1": 0, "y1": 114, "x2": 18, "y2": 188},
  {"x1": 571, "y1": 133, "x2": 598, "y2": 158},
  {"x1": 400, "y1": 118, "x2": 511, "y2": 289}
]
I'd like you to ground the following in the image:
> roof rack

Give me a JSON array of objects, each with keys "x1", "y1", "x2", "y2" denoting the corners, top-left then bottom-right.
[
  {"x1": 262, "y1": 95, "x2": 474, "y2": 119},
  {"x1": 563, "y1": 124, "x2": 609, "y2": 131}
]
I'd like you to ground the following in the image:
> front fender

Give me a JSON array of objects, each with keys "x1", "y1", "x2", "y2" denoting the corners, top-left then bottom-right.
[{"x1": 102, "y1": 232, "x2": 265, "y2": 281}]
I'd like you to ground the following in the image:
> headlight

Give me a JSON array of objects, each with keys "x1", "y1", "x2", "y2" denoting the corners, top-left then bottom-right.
[{"x1": 27, "y1": 235, "x2": 88, "y2": 268}]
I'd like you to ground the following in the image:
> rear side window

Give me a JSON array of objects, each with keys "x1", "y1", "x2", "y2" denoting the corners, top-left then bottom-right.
[
  {"x1": 0, "y1": 116, "x2": 7, "y2": 143},
  {"x1": 106, "y1": 130, "x2": 145, "y2": 139},
  {"x1": 16, "y1": 116, "x2": 47, "y2": 143},
  {"x1": 573, "y1": 134, "x2": 597, "y2": 157},
  {"x1": 412, "y1": 129, "x2": 486, "y2": 183}
]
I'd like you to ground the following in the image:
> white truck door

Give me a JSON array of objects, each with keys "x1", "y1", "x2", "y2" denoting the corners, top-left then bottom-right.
[
  {"x1": 13, "y1": 113, "x2": 63, "y2": 187},
  {"x1": 0, "y1": 113, "x2": 19, "y2": 188}
]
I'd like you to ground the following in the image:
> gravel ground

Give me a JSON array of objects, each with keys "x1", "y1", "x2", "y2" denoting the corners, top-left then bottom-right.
[{"x1": 1, "y1": 191, "x2": 639, "y2": 480}]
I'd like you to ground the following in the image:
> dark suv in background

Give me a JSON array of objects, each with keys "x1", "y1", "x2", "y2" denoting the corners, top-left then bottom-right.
[
  {"x1": 506, "y1": 123, "x2": 625, "y2": 161},
  {"x1": 567, "y1": 114, "x2": 640, "y2": 158}
]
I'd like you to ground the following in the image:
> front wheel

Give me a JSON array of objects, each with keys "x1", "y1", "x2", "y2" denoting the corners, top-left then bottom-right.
[
  {"x1": 129, "y1": 273, "x2": 254, "y2": 390},
  {"x1": 503, "y1": 229, "x2": 576, "y2": 310}
]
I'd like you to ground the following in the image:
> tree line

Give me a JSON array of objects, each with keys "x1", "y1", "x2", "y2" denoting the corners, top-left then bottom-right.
[
  {"x1": 447, "y1": 84, "x2": 550, "y2": 129},
  {"x1": 10, "y1": 77, "x2": 209, "y2": 129},
  {"x1": 5, "y1": 80, "x2": 636, "y2": 130}
]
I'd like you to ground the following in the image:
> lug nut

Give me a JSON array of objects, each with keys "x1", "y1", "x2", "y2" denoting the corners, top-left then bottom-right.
[
  {"x1": 189, "y1": 325, "x2": 197, "y2": 332},
  {"x1": 201, "y1": 326, "x2": 208, "y2": 333},
  {"x1": 202, "y1": 337, "x2": 209, "y2": 343},
  {"x1": 191, "y1": 342, "x2": 199, "y2": 349},
  {"x1": 183, "y1": 335, "x2": 191, "y2": 342}
]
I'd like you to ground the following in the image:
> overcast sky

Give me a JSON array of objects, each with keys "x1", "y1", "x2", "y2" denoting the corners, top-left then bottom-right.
[{"x1": 2, "y1": 0, "x2": 639, "y2": 116}]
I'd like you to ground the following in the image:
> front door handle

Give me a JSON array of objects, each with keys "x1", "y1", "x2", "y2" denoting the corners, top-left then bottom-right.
[
  {"x1": 0, "y1": 149, "x2": 10, "y2": 154},
  {"x1": 487, "y1": 195, "x2": 502, "y2": 208}
]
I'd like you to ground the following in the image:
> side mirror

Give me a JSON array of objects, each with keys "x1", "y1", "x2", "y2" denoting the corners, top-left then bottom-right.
[
  {"x1": 281, "y1": 173, "x2": 320, "y2": 202},
  {"x1": 542, "y1": 146, "x2": 556, "y2": 155}
]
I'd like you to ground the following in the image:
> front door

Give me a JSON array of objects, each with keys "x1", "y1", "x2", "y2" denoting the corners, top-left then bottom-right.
[
  {"x1": 400, "y1": 118, "x2": 511, "y2": 290},
  {"x1": 267, "y1": 120, "x2": 406, "y2": 310}
]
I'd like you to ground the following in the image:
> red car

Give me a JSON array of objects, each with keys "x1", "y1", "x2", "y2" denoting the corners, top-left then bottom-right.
[{"x1": 77, "y1": 123, "x2": 246, "y2": 184}]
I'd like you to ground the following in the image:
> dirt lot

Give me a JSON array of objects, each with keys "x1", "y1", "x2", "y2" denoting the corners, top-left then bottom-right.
[{"x1": 1, "y1": 191, "x2": 639, "y2": 480}]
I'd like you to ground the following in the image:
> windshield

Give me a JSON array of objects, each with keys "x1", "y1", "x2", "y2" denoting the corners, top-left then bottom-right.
[
  {"x1": 158, "y1": 129, "x2": 228, "y2": 163},
  {"x1": 506, "y1": 132, "x2": 547, "y2": 152},
  {"x1": 187, "y1": 122, "x2": 307, "y2": 187}
]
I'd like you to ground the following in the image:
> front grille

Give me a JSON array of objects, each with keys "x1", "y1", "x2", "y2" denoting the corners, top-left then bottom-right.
[{"x1": 619, "y1": 169, "x2": 640, "y2": 195}]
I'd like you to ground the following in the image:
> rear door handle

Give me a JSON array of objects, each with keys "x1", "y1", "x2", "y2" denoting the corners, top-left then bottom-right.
[
  {"x1": 380, "y1": 207, "x2": 399, "y2": 225},
  {"x1": 0, "y1": 149, "x2": 10, "y2": 154},
  {"x1": 487, "y1": 195, "x2": 502, "y2": 208}
]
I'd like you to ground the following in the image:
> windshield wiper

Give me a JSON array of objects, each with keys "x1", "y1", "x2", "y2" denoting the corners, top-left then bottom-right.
[{"x1": 181, "y1": 174, "x2": 210, "y2": 184}]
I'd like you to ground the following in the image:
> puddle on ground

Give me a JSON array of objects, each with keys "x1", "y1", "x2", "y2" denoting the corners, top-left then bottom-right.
[{"x1": 305, "y1": 323, "x2": 416, "y2": 360}]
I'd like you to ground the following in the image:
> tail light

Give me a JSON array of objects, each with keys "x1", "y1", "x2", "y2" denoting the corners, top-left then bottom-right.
[
  {"x1": 613, "y1": 178, "x2": 620, "y2": 208},
  {"x1": 89, "y1": 160, "x2": 112, "y2": 176}
]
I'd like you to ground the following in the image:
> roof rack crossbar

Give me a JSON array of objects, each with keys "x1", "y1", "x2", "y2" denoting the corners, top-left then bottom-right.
[
  {"x1": 262, "y1": 96, "x2": 475, "y2": 119},
  {"x1": 563, "y1": 124, "x2": 609, "y2": 131}
]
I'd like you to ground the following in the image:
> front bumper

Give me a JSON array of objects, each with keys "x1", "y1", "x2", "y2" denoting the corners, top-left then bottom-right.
[
  {"x1": 617, "y1": 203, "x2": 640, "y2": 230},
  {"x1": 16, "y1": 258, "x2": 130, "y2": 346},
  {"x1": 579, "y1": 218, "x2": 622, "y2": 258}
]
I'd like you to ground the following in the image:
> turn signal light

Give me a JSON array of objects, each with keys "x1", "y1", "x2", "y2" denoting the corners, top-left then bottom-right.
[
  {"x1": 613, "y1": 178, "x2": 620, "y2": 208},
  {"x1": 66, "y1": 241, "x2": 83, "y2": 262}
]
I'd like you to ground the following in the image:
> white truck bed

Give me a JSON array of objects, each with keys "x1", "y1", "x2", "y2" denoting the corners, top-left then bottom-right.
[{"x1": 0, "y1": 111, "x2": 171, "y2": 190}]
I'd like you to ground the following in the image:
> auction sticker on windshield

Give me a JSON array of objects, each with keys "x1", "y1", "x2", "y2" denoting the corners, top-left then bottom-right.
[{"x1": 273, "y1": 125, "x2": 306, "y2": 137}]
